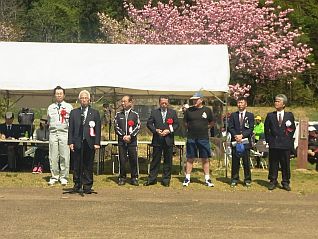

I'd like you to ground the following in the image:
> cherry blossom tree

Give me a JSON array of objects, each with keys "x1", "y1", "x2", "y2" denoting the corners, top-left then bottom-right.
[
  {"x1": 99, "y1": 0, "x2": 313, "y2": 80},
  {"x1": 228, "y1": 83, "x2": 251, "y2": 100}
]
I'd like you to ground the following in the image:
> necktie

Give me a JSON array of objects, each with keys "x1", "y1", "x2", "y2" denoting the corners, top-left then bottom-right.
[
  {"x1": 125, "y1": 111, "x2": 129, "y2": 119},
  {"x1": 278, "y1": 113, "x2": 282, "y2": 127},
  {"x1": 162, "y1": 110, "x2": 167, "y2": 123},
  {"x1": 81, "y1": 107, "x2": 86, "y2": 125},
  {"x1": 57, "y1": 103, "x2": 61, "y2": 109},
  {"x1": 239, "y1": 112, "x2": 243, "y2": 126}
]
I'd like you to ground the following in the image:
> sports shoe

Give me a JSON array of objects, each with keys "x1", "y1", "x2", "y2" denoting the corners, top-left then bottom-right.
[
  {"x1": 32, "y1": 166, "x2": 38, "y2": 174},
  {"x1": 205, "y1": 179, "x2": 214, "y2": 187},
  {"x1": 182, "y1": 178, "x2": 190, "y2": 187},
  {"x1": 37, "y1": 166, "x2": 43, "y2": 174},
  {"x1": 60, "y1": 178, "x2": 68, "y2": 186},
  {"x1": 230, "y1": 182, "x2": 237, "y2": 188},
  {"x1": 245, "y1": 182, "x2": 251, "y2": 187},
  {"x1": 48, "y1": 178, "x2": 58, "y2": 186}
]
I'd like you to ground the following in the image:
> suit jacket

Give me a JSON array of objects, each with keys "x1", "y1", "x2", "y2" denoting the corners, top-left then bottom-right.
[
  {"x1": 264, "y1": 111, "x2": 295, "y2": 150},
  {"x1": 147, "y1": 108, "x2": 179, "y2": 147},
  {"x1": 68, "y1": 106, "x2": 101, "y2": 150},
  {"x1": 228, "y1": 111, "x2": 254, "y2": 149},
  {"x1": 114, "y1": 109, "x2": 140, "y2": 146},
  {"x1": 0, "y1": 124, "x2": 22, "y2": 139}
]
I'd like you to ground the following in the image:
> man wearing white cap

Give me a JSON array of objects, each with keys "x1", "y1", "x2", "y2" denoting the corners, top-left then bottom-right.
[{"x1": 182, "y1": 92, "x2": 215, "y2": 187}]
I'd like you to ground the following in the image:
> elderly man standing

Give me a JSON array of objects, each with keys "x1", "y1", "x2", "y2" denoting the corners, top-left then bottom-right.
[
  {"x1": 47, "y1": 86, "x2": 73, "y2": 186},
  {"x1": 144, "y1": 96, "x2": 179, "y2": 187},
  {"x1": 264, "y1": 94, "x2": 295, "y2": 191},
  {"x1": 182, "y1": 92, "x2": 215, "y2": 187},
  {"x1": 68, "y1": 90, "x2": 101, "y2": 194}
]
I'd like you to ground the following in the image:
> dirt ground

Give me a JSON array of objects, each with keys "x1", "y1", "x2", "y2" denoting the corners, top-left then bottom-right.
[{"x1": 1, "y1": 187, "x2": 318, "y2": 239}]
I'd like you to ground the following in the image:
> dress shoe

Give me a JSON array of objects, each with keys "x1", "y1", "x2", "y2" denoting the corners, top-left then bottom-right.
[
  {"x1": 118, "y1": 178, "x2": 126, "y2": 186},
  {"x1": 130, "y1": 178, "x2": 139, "y2": 186},
  {"x1": 143, "y1": 180, "x2": 157, "y2": 186},
  {"x1": 72, "y1": 186, "x2": 81, "y2": 193},
  {"x1": 282, "y1": 184, "x2": 291, "y2": 191},
  {"x1": 268, "y1": 182, "x2": 277, "y2": 190},
  {"x1": 84, "y1": 189, "x2": 93, "y2": 194},
  {"x1": 161, "y1": 181, "x2": 170, "y2": 187}
]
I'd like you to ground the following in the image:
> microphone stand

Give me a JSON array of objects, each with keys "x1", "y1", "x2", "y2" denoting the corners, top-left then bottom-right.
[{"x1": 78, "y1": 110, "x2": 85, "y2": 196}]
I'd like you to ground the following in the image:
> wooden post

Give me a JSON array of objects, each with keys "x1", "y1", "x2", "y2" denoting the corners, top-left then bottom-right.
[{"x1": 297, "y1": 118, "x2": 308, "y2": 169}]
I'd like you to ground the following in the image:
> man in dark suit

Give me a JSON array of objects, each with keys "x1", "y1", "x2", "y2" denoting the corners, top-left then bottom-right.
[
  {"x1": 264, "y1": 94, "x2": 295, "y2": 191},
  {"x1": 68, "y1": 90, "x2": 101, "y2": 194},
  {"x1": 144, "y1": 96, "x2": 179, "y2": 187},
  {"x1": 228, "y1": 97, "x2": 254, "y2": 187},
  {"x1": 114, "y1": 95, "x2": 140, "y2": 186},
  {"x1": 0, "y1": 112, "x2": 22, "y2": 171}
]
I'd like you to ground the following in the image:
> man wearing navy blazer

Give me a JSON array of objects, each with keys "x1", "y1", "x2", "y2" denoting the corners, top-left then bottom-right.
[
  {"x1": 228, "y1": 97, "x2": 254, "y2": 187},
  {"x1": 68, "y1": 90, "x2": 101, "y2": 194},
  {"x1": 144, "y1": 96, "x2": 179, "y2": 187},
  {"x1": 0, "y1": 112, "x2": 22, "y2": 171},
  {"x1": 264, "y1": 94, "x2": 295, "y2": 191}
]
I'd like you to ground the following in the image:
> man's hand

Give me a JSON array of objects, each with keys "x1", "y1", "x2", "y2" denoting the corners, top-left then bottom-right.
[
  {"x1": 156, "y1": 129, "x2": 162, "y2": 135},
  {"x1": 69, "y1": 144, "x2": 75, "y2": 152},
  {"x1": 123, "y1": 135, "x2": 131, "y2": 143},
  {"x1": 161, "y1": 129, "x2": 170, "y2": 136}
]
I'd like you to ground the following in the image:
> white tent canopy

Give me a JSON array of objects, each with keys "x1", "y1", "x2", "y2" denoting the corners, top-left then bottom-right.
[{"x1": 0, "y1": 42, "x2": 230, "y2": 107}]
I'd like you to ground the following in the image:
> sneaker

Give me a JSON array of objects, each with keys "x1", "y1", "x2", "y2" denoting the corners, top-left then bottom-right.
[
  {"x1": 205, "y1": 179, "x2": 214, "y2": 187},
  {"x1": 48, "y1": 178, "x2": 58, "y2": 186},
  {"x1": 230, "y1": 182, "x2": 237, "y2": 188},
  {"x1": 37, "y1": 166, "x2": 43, "y2": 174},
  {"x1": 183, "y1": 178, "x2": 190, "y2": 187},
  {"x1": 60, "y1": 178, "x2": 68, "y2": 186},
  {"x1": 245, "y1": 182, "x2": 251, "y2": 187},
  {"x1": 32, "y1": 166, "x2": 38, "y2": 174}
]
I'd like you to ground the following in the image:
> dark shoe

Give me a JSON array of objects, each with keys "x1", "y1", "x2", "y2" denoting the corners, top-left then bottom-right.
[
  {"x1": 268, "y1": 182, "x2": 277, "y2": 190},
  {"x1": 282, "y1": 184, "x2": 291, "y2": 191},
  {"x1": 143, "y1": 180, "x2": 157, "y2": 186},
  {"x1": 118, "y1": 178, "x2": 126, "y2": 186},
  {"x1": 131, "y1": 178, "x2": 139, "y2": 186},
  {"x1": 84, "y1": 189, "x2": 93, "y2": 194},
  {"x1": 161, "y1": 181, "x2": 170, "y2": 187}
]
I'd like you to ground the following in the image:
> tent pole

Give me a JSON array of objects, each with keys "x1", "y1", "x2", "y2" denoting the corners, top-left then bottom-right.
[{"x1": 225, "y1": 93, "x2": 229, "y2": 178}]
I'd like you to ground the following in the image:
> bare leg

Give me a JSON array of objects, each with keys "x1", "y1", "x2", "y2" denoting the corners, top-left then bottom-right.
[{"x1": 185, "y1": 158, "x2": 194, "y2": 174}]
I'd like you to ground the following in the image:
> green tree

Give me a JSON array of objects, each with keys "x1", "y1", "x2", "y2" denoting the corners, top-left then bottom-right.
[{"x1": 22, "y1": 0, "x2": 81, "y2": 42}]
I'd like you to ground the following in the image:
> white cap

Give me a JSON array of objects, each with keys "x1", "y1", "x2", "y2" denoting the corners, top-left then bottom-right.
[{"x1": 308, "y1": 126, "x2": 316, "y2": 132}]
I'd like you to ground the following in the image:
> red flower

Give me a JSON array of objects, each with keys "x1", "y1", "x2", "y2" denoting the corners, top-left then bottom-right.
[
  {"x1": 60, "y1": 109, "x2": 67, "y2": 123},
  {"x1": 128, "y1": 120, "x2": 134, "y2": 127},
  {"x1": 167, "y1": 118, "x2": 173, "y2": 124},
  {"x1": 285, "y1": 127, "x2": 293, "y2": 136}
]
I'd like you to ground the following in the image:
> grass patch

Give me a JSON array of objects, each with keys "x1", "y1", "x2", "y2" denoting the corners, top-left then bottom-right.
[{"x1": 1, "y1": 157, "x2": 317, "y2": 193}]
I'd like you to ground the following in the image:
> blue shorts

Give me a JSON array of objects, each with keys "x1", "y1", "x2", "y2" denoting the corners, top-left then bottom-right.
[{"x1": 186, "y1": 138, "x2": 211, "y2": 159}]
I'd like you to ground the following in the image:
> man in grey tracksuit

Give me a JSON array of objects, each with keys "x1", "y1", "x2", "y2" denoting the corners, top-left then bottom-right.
[{"x1": 47, "y1": 86, "x2": 73, "y2": 186}]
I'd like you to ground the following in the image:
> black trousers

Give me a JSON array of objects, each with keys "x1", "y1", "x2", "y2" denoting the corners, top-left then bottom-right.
[
  {"x1": 118, "y1": 144, "x2": 138, "y2": 179},
  {"x1": 268, "y1": 148, "x2": 291, "y2": 185},
  {"x1": 148, "y1": 142, "x2": 174, "y2": 183},
  {"x1": 73, "y1": 140, "x2": 95, "y2": 190},
  {"x1": 33, "y1": 148, "x2": 49, "y2": 166},
  {"x1": 231, "y1": 148, "x2": 251, "y2": 183}
]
